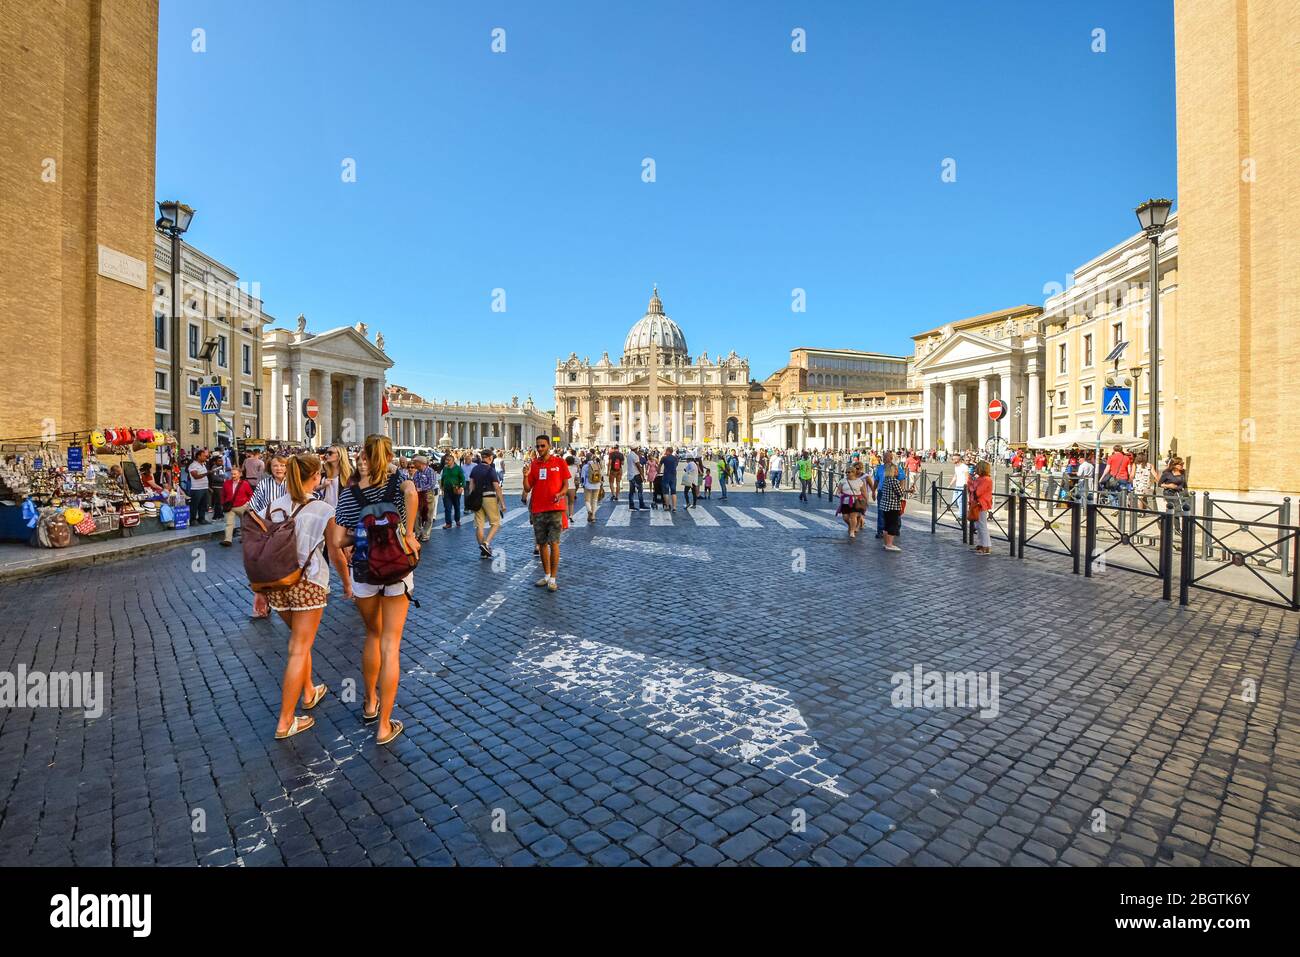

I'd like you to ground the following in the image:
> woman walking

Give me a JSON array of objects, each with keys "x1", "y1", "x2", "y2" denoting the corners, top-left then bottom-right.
[
  {"x1": 265, "y1": 454, "x2": 339, "y2": 740},
  {"x1": 317, "y1": 444, "x2": 353, "y2": 508},
  {"x1": 330, "y1": 434, "x2": 420, "y2": 746},
  {"x1": 248, "y1": 455, "x2": 289, "y2": 620},
  {"x1": 439, "y1": 451, "x2": 464, "y2": 528},
  {"x1": 878, "y1": 463, "x2": 906, "y2": 552},
  {"x1": 837, "y1": 463, "x2": 869, "y2": 539},
  {"x1": 967, "y1": 460, "x2": 993, "y2": 555}
]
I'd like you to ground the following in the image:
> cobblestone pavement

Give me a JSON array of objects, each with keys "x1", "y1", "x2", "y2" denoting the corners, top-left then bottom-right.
[{"x1": 1, "y1": 486, "x2": 1297, "y2": 867}]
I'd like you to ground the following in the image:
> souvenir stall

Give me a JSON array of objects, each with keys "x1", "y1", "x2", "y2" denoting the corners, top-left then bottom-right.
[{"x1": 0, "y1": 427, "x2": 180, "y2": 547}]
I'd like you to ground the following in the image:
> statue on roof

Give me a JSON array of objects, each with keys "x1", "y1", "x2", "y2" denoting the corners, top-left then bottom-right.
[
  {"x1": 295, "y1": 313, "x2": 307, "y2": 334},
  {"x1": 376, "y1": 331, "x2": 385, "y2": 351}
]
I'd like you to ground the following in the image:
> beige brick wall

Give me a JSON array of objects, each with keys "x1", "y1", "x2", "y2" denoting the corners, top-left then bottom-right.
[
  {"x1": 0, "y1": 0, "x2": 158, "y2": 442},
  {"x1": 1174, "y1": 0, "x2": 1299, "y2": 496}
]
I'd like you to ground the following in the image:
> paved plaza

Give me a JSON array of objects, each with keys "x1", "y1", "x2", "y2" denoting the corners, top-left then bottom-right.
[{"x1": 1, "y1": 483, "x2": 1297, "y2": 867}]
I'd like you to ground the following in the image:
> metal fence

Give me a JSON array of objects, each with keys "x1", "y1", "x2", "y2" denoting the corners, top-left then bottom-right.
[{"x1": 928, "y1": 486, "x2": 1300, "y2": 613}]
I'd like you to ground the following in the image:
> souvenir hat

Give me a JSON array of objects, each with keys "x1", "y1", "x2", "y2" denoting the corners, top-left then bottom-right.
[{"x1": 63, "y1": 507, "x2": 85, "y2": 525}]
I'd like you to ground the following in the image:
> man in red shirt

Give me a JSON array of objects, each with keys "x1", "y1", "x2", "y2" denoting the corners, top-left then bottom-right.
[{"x1": 523, "y1": 434, "x2": 571, "y2": 592}]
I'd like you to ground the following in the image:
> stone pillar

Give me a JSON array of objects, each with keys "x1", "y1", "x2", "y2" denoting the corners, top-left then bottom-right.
[
  {"x1": 977, "y1": 377, "x2": 990, "y2": 449},
  {"x1": 269, "y1": 366, "x2": 282, "y2": 440},
  {"x1": 999, "y1": 371, "x2": 1013, "y2": 441},
  {"x1": 943, "y1": 382, "x2": 956, "y2": 449},
  {"x1": 1028, "y1": 370, "x2": 1041, "y2": 444},
  {"x1": 921, "y1": 385, "x2": 932, "y2": 449},
  {"x1": 292, "y1": 368, "x2": 309, "y2": 443},
  {"x1": 600, "y1": 397, "x2": 609, "y2": 444},
  {"x1": 317, "y1": 371, "x2": 332, "y2": 446}
]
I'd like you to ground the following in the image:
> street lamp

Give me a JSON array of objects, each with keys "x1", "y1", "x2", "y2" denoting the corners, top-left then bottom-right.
[
  {"x1": 1135, "y1": 198, "x2": 1172, "y2": 466},
  {"x1": 156, "y1": 201, "x2": 195, "y2": 438}
]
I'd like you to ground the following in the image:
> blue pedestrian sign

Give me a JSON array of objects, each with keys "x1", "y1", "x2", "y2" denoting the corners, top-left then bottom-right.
[
  {"x1": 199, "y1": 385, "x2": 222, "y2": 415},
  {"x1": 1102, "y1": 386, "x2": 1131, "y2": 417}
]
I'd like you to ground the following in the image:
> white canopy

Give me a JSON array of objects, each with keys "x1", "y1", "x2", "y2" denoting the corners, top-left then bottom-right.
[{"x1": 1028, "y1": 428, "x2": 1148, "y2": 451}]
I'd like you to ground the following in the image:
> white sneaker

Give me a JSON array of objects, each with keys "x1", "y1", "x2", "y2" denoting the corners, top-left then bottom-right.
[
  {"x1": 885, "y1": 545, "x2": 902, "y2": 552},
  {"x1": 535, "y1": 576, "x2": 549, "y2": 587}
]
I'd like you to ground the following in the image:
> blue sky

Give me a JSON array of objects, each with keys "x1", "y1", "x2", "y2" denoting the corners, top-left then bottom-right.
[{"x1": 156, "y1": 0, "x2": 1177, "y2": 406}]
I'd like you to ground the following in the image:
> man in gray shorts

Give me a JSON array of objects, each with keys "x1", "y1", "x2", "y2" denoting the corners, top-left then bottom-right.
[{"x1": 523, "y1": 435, "x2": 571, "y2": 592}]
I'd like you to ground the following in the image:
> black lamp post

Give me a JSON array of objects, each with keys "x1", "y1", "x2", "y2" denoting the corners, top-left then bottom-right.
[
  {"x1": 1134, "y1": 198, "x2": 1172, "y2": 465},
  {"x1": 156, "y1": 201, "x2": 194, "y2": 436}
]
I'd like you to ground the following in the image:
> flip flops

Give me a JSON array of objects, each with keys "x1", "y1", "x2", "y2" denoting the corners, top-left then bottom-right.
[
  {"x1": 377, "y1": 719, "x2": 404, "y2": 746},
  {"x1": 274, "y1": 715, "x2": 315, "y2": 740},
  {"x1": 362, "y1": 699, "x2": 380, "y2": 722},
  {"x1": 303, "y1": 683, "x2": 327, "y2": 710}
]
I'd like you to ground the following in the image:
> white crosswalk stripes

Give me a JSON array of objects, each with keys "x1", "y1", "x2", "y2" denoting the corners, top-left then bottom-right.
[
  {"x1": 685, "y1": 505, "x2": 719, "y2": 526},
  {"x1": 650, "y1": 508, "x2": 674, "y2": 526},
  {"x1": 499, "y1": 508, "x2": 528, "y2": 526},
  {"x1": 717, "y1": 505, "x2": 762, "y2": 528},
  {"x1": 605, "y1": 505, "x2": 630, "y2": 527},
  {"x1": 753, "y1": 507, "x2": 805, "y2": 529},
  {"x1": 793, "y1": 509, "x2": 846, "y2": 530}
]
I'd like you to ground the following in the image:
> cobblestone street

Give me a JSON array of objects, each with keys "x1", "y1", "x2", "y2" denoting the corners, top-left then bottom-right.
[{"x1": 1, "y1": 488, "x2": 1297, "y2": 867}]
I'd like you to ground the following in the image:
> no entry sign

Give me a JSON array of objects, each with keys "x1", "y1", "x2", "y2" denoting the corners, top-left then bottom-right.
[
  {"x1": 988, "y1": 399, "x2": 1007, "y2": 421},
  {"x1": 303, "y1": 398, "x2": 319, "y2": 420}
]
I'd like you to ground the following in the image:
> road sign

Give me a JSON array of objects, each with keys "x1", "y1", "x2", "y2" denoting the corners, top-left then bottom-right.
[
  {"x1": 199, "y1": 385, "x2": 222, "y2": 415},
  {"x1": 1103, "y1": 386, "x2": 1131, "y2": 416},
  {"x1": 988, "y1": 399, "x2": 1007, "y2": 421},
  {"x1": 303, "y1": 398, "x2": 319, "y2": 420},
  {"x1": 304, "y1": 418, "x2": 317, "y2": 440}
]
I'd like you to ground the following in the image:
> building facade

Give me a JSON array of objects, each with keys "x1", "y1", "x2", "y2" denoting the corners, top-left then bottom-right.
[
  {"x1": 152, "y1": 233, "x2": 271, "y2": 446},
  {"x1": 1042, "y1": 216, "x2": 1179, "y2": 443},
  {"x1": 751, "y1": 390, "x2": 925, "y2": 451},
  {"x1": 261, "y1": 316, "x2": 392, "y2": 445},
  {"x1": 1173, "y1": 0, "x2": 1298, "y2": 496},
  {"x1": 553, "y1": 288, "x2": 753, "y2": 447},
  {"x1": 910, "y1": 305, "x2": 1045, "y2": 451},
  {"x1": 756, "y1": 347, "x2": 909, "y2": 410},
  {"x1": 0, "y1": 0, "x2": 159, "y2": 441},
  {"x1": 385, "y1": 387, "x2": 551, "y2": 450}
]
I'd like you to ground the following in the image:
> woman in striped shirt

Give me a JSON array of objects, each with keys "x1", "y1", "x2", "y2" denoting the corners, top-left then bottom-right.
[{"x1": 248, "y1": 456, "x2": 289, "y2": 619}]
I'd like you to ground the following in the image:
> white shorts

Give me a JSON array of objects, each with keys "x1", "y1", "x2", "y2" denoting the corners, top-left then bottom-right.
[{"x1": 353, "y1": 573, "x2": 414, "y2": 599}]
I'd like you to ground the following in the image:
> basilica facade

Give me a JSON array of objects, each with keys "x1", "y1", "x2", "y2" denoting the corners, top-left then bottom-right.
[{"x1": 553, "y1": 288, "x2": 753, "y2": 447}]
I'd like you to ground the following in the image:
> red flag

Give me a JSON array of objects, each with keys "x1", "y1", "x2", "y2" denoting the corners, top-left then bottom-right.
[{"x1": 381, "y1": 392, "x2": 390, "y2": 416}]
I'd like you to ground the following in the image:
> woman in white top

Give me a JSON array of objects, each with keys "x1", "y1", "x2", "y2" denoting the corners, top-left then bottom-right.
[
  {"x1": 265, "y1": 453, "x2": 343, "y2": 740},
  {"x1": 838, "y1": 463, "x2": 869, "y2": 539},
  {"x1": 316, "y1": 444, "x2": 353, "y2": 508},
  {"x1": 951, "y1": 456, "x2": 970, "y2": 507}
]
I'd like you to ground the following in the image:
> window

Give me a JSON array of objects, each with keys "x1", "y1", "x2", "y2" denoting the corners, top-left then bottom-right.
[
  {"x1": 1083, "y1": 334, "x2": 1093, "y2": 368},
  {"x1": 242, "y1": 343, "x2": 252, "y2": 375},
  {"x1": 155, "y1": 313, "x2": 167, "y2": 349},
  {"x1": 155, "y1": 413, "x2": 172, "y2": 431},
  {"x1": 1058, "y1": 343, "x2": 1067, "y2": 374},
  {"x1": 1080, "y1": 419, "x2": 1094, "y2": 431},
  {"x1": 217, "y1": 335, "x2": 227, "y2": 368},
  {"x1": 155, "y1": 371, "x2": 167, "y2": 391},
  {"x1": 1112, "y1": 321, "x2": 1123, "y2": 349},
  {"x1": 1057, "y1": 389, "x2": 1067, "y2": 408},
  {"x1": 188, "y1": 377, "x2": 199, "y2": 397},
  {"x1": 188, "y1": 324, "x2": 200, "y2": 359},
  {"x1": 568, "y1": 398, "x2": 576, "y2": 413},
  {"x1": 1112, "y1": 418, "x2": 1123, "y2": 434},
  {"x1": 242, "y1": 390, "x2": 252, "y2": 408},
  {"x1": 568, "y1": 372, "x2": 577, "y2": 382},
  {"x1": 1057, "y1": 424, "x2": 1067, "y2": 435},
  {"x1": 1082, "y1": 384, "x2": 1093, "y2": 403},
  {"x1": 188, "y1": 418, "x2": 200, "y2": 435},
  {"x1": 220, "y1": 385, "x2": 229, "y2": 403}
]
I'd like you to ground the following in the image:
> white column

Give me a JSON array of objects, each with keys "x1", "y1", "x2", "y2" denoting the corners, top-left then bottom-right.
[
  {"x1": 1028, "y1": 371, "x2": 1041, "y2": 444},
  {"x1": 943, "y1": 382, "x2": 955, "y2": 449},
  {"x1": 293, "y1": 369, "x2": 309, "y2": 442},
  {"x1": 317, "y1": 371, "x2": 332, "y2": 446},
  {"x1": 977, "y1": 377, "x2": 990, "y2": 449},
  {"x1": 600, "y1": 397, "x2": 609, "y2": 444},
  {"x1": 674, "y1": 398, "x2": 683, "y2": 444},
  {"x1": 349, "y1": 375, "x2": 364, "y2": 442},
  {"x1": 269, "y1": 366, "x2": 282, "y2": 439},
  {"x1": 999, "y1": 371, "x2": 1012, "y2": 441}
]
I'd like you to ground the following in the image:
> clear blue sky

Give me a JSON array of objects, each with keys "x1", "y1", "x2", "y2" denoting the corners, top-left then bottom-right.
[{"x1": 156, "y1": 0, "x2": 1177, "y2": 406}]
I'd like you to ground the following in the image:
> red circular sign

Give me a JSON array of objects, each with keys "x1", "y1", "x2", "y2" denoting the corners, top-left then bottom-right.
[
  {"x1": 988, "y1": 399, "x2": 1007, "y2": 421},
  {"x1": 303, "y1": 398, "x2": 319, "y2": 420}
]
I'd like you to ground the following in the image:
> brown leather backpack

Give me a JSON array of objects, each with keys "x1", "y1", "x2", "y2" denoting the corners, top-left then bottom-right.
[{"x1": 241, "y1": 502, "x2": 314, "y2": 593}]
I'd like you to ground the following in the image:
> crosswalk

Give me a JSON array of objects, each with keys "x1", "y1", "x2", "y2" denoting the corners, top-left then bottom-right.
[{"x1": 493, "y1": 501, "x2": 857, "y2": 533}]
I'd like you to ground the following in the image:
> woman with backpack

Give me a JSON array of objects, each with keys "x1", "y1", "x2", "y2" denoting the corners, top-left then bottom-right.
[
  {"x1": 330, "y1": 434, "x2": 421, "y2": 747},
  {"x1": 262, "y1": 453, "x2": 338, "y2": 740}
]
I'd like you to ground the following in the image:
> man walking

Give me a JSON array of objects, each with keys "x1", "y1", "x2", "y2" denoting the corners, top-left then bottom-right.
[
  {"x1": 660, "y1": 446, "x2": 679, "y2": 513},
  {"x1": 411, "y1": 455, "x2": 437, "y2": 541},
  {"x1": 769, "y1": 450, "x2": 784, "y2": 490},
  {"x1": 580, "y1": 451, "x2": 603, "y2": 523},
  {"x1": 797, "y1": 451, "x2": 813, "y2": 502},
  {"x1": 523, "y1": 435, "x2": 570, "y2": 591},
  {"x1": 608, "y1": 445, "x2": 624, "y2": 502},
  {"x1": 627, "y1": 446, "x2": 647, "y2": 510},
  {"x1": 469, "y1": 449, "x2": 505, "y2": 558},
  {"x1": 188, "y1": 449, "x2": 211, "y2": 524}
]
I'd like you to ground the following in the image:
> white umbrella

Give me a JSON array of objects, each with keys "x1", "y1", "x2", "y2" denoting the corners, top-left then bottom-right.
[{"x1": 1028, "y1": 428, "x2": 1147, "y2": 451}]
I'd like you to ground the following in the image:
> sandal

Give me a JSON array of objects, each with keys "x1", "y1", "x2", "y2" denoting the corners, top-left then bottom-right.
[
  {"x1": 377, "y1": 719, "x2": 404, "y2": 746},
  {"x1": 303, "y1": 683, "x2": 328, "y2": 710},
  {"x1": 362, "y1": 699, "x2": 380, "y2": 722},
  {"x1": 274, "y1": 715, "x2": 315, "y2": 740}
]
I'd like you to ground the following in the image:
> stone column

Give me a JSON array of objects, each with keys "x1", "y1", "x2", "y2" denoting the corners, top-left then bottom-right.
[
  {"x1": 943, "y1": 382, "x2": 956, "y2": 449},
  {"x1": 269, "y1": 365, "x2": 282, "y2": 439},
  {"x1": 316, "y1": 371, "x2": 332, "y2": 446},
  {"x1": 977, "y1": 377, "x2": 990, "y2": 449},
  {"x1": 600, "y1": 397, "x2": 609, "y2": 444},
  {"x1": 1027, "y1": 370, "x2": 1041, "y2": 444},
  {"x1": 293, "y1": 368, "x2": 310, "y2": 443},
  {"x1": 999, "y1": 371, "x2": 1013, "y2": 441}
]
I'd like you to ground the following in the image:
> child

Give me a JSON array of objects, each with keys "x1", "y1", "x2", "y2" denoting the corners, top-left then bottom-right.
[
  {"x1": 755, "y1": 465, "x2": 766, "y2": 493},
  {"x1": 703, "y1": 466, "x2": 713, "y2": 499}
]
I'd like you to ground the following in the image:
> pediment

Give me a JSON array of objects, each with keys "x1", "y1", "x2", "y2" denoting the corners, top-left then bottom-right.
[
  {"x1": 297, "y1": 327, "x2": 392, "y2": 367},
  {"x1": 916, "y1": 331, "x2": 1010, "y2": 371}
]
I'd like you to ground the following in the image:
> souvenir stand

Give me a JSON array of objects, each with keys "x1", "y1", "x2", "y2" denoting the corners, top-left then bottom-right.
[{"x1": 0, "y1": 427, "x2": 179, "y2": 547}]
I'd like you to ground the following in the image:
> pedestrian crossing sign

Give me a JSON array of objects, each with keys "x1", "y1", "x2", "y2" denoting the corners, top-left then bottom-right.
[
  {"x1": 199, "y1": 385, "x2": 222, "y2": 415},
  {"x1": 1102, "y1": 386, "x2": 1130, "y2": 416}
]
